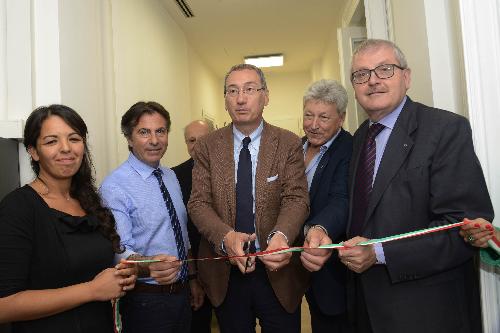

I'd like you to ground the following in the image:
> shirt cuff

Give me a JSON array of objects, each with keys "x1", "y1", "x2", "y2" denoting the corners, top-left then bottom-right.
[
  {"x1": 267, "y1": 230, "x2": 289, "y2": 245},
  {"x1": 304, "y1": 224, "x2": 328, "y2": 237},
  {"x1": 374, "y1": 243, "x2": 386, "y2": 265},
  {"x1": 114, "y1": 248, "x2": 137, "y2": 264}
]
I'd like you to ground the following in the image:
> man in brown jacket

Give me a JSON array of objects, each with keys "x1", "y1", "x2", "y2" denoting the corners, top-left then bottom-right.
[{"x1": 188, "y1": 64, "x2": 309, "y2": 333}]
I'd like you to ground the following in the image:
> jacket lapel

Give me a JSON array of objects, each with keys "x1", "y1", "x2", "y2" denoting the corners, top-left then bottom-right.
[
  {"x1": 309, "y1": 129, "x2": 346, "y2": 201},
  {"x1": 254, "y1": 122, "x2": 278, "y2": 227},
  {"x1": 364, "y1": 98, "x2": 417, "y2": 230},
  {"x1": 217, "y1": 125, "x2": 237, "y2": 227},
  {"x1": 346, "y1": 122, "x2": 368, "y2": 235}
]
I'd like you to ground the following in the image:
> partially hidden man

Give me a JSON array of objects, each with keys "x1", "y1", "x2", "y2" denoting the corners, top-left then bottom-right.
[
  {"x1": 299, "y1": 80, "x2": 353, "y2": 333},
  {"x1": 173, "y1": 120, "x2": 214, "y2": 333}
]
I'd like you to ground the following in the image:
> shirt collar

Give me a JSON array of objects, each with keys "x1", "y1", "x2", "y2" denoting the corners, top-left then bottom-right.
[
  {"x1": 372, "y1": 95, "x2": 407, "y2": 129},
  {"x1": 127, "y1": 152, "x2": 160, "y2": 180},
  {"x1": 233, "y1": 120, "x2": 264, "y2": 147},
  {"x1": 303, "y1": 127, "x2": 340, "y2": 153}
]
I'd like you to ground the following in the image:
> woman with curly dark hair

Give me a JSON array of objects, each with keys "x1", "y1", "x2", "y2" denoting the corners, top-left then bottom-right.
[{"x1": 0, "y1": 104, "x2": 137, "y2": 332}]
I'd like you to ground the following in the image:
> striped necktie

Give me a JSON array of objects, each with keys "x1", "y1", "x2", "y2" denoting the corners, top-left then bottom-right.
[
  {"x1": 350, "y1": 123, "x2": 385, "y2": 236},
  {"x1": 153, "y1": 168, "x2": 188, "y2": 281}
]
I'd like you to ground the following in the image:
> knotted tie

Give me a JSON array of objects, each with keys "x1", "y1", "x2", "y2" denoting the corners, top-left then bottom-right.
[
  {"x1": 235, "y1": 137, "x2": 255, "y2": 251},
  {"x1": 350, "y1": 123, "x2": 385, "y2": 236},
  {"x1": 153, "y1": 169, "x2": 188, "y2": 281}
]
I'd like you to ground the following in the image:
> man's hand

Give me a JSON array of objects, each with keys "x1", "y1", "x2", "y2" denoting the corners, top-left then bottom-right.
[
  {"x1": 259, "y1": 232, "x2": 291, "y2": 272},
  {"x1": 338, "y1": 236, "x2": 376, "y2": 273},
  {"x1": 189, "y1": 278, "x2": 205, "y2": 311},
  {"x1": 223, "y1": 230, "x2": 257, "y2": 274},
  {"x1": 148, "y1": 254, "x2": 181, "y2": 285},
  {"x1": 300, "y1": 227, "x2": 333, "y2": 272}
]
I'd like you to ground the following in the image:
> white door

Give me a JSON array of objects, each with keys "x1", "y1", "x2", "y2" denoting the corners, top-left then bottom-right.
[{"x1": 338, "y1": 26, "x2": 367, "y2": 134}]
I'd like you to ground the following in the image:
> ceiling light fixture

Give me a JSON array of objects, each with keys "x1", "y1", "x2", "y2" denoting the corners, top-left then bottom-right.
[{"x1": 244, "y1": 54, "x2": 284, "y2": 68}]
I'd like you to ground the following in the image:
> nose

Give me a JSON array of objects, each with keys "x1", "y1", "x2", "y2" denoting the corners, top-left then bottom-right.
[
  {"x1": 236, "y1": 90, "x2": 247, "y2": 104},
  {"x1": 311, "y1": 116, "x2": 320, "y2": 129},
  {"x1": 367, "y1": 70, "x2": 380, "y2": 85},
  {"x1": 149, "y1": 133, "x2": 159, "y2": 145},
  {"x1": 60, "y1": 138, "x2": 71, "y2": 152}
]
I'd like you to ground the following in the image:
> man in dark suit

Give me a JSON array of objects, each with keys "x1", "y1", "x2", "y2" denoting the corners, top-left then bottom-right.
[
  {"x1": 299, "y1": 80, "x2": 353, "y2": 333},
  {"x1": 188, "y1": 64, "x2": 309, "y2": 333},
  {"x1": 337, "y1": 39, "x2": 494, "y2": 333},
  {"x1": 173, "y1": 120, "x2": 213, "y2": 333}
]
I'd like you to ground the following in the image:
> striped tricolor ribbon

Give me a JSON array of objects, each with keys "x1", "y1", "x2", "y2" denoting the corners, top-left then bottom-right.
[{"x1": 114, "y1": 218, "x2": 470, "y2": 332}]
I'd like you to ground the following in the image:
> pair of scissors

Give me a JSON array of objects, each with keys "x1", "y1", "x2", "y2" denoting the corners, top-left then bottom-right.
[{"x1": 243, "y1": 238, "x2": 253, "y2": 273}]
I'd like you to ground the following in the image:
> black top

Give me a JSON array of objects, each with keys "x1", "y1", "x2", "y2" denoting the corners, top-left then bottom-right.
[{"x1": 0, "y1": 185, "x2": 114, "y2": 333}]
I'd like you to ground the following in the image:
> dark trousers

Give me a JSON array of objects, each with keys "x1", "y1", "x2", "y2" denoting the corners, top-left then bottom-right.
[
  {"x1": 191, "y1": 295, "x2": 213, "y2": 333},
  {"x1": 215, "y1": 263, "x2": 300, "y2": 333},
  {"x1": 120, "y1": 288, "x2": 191, "y2": 333},
  {"x1": 306, "y1": 292, "x2": 352, "y2": 333},
  {"x1": 353, "y1": 277, "x2": 373, "y2": 333}
]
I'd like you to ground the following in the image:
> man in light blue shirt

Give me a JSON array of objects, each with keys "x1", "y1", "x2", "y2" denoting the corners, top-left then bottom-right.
[{"x1": 101, "y1": 101, "x2": 198, "y2": 333}]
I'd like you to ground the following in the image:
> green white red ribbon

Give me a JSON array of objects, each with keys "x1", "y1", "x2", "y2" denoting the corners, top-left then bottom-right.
[{"x1": 114, "y1": 218, "x2": 468, "y2": 332}]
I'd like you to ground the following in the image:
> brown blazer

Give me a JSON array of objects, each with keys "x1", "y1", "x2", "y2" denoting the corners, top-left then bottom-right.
[{"x1": 188, "y1": 121, "x2": 310, "y2": 313}]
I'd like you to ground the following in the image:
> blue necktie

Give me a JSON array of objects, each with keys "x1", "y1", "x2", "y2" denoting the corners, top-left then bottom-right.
[
  {"x1": 350, "y1": 123, "x2": 385, "y2": 236},
  {"x1": 235, "y1": 137, "x2": 255, "y2": 251},
  {"x1": 153, "y1": 169, "x2": 188, "y2": 281}
]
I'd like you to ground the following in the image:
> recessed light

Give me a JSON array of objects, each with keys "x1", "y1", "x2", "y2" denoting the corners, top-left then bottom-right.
[{"x1": 244, "y1": 54, "x2": 284, "y2": 68}]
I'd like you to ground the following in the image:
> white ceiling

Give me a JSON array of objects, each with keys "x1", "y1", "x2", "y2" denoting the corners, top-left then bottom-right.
[{"x1": 161, "y1": 0, "x2": 350, "y2": 76}]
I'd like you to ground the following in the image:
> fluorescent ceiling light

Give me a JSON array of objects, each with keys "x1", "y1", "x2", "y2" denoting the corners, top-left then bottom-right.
[{"x1": 244, "y1": 54, "x2": 284, "y2": 68}]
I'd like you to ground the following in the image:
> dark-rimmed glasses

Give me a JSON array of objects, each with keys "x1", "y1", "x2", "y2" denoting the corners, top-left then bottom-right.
[{"x1": 351, "y1": 64, "x2": 406, "y2": 84}]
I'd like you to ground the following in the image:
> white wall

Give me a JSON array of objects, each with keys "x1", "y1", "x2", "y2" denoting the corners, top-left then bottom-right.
[
  {"x1": 311, "y1": 28, "x2": 342, "y2": 83},
  {"x1": 264, "y1": 70, "x2": 311, "y2": 136},
  {"x1": 187, "y1": 46, "x2": 224, "y2": 130},
  {"x1": 1, "y1": 0, "x2": 222, "y2": 184},
  {"x1": 58, "y1": 0, "x2": 114, "y2": 182},
  {"x1": 111, "y1": 0, "x2": 192, "y2": 168},
  {"x1": 389, "y1": 0, "x2": 434, "y2": 107}
]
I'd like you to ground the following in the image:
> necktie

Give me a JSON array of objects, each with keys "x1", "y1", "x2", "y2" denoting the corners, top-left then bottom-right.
[
  {"x1": 153, "y1": 169, "x2": 188, "y2": 281},
  {"x1": 235, "y1": 137, "x2": 255, "y2": 250},
  {"x1": 350, "y1": 123, "x2": 385, "y2": 236}
]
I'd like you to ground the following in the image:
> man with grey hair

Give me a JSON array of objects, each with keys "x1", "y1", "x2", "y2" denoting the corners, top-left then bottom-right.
[
  {"x1": 188, "y1": 63, "x2": 309, "y2": 332},
  {"x1": 173, "y1": 119, "x2": 213, "y2": 333},
  {"x1": 338, "y1": 39, "x2": 493, "y2": 333},
  {"x1": 299, "y1": 79, "x2": 353, "y2": 333}
]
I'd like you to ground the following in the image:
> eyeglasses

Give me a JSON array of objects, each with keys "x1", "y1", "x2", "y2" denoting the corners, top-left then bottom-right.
[
  {"x1": 351, "y1": 64, "x2": 406, "y2": 84},
  {"x1": 136, "y1": 127, "x2": 168, "y2": 139},
  {"x1": 225, "y1": 86, "x2": 265, "y2": 98}
]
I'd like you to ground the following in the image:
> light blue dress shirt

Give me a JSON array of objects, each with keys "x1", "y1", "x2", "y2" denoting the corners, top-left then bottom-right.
[
  {"x1": 233, "y1": 120, "x2": 263, "y2": 250},
  {"x1": 100, "y1": 153, "x2": 189, "y2": 283},
  {"x1": 303, "y1": 129, "x2": 340, "y2": 190},
  {"x1": 371, "y1": 96, "x2": 406, "y2": 264}
]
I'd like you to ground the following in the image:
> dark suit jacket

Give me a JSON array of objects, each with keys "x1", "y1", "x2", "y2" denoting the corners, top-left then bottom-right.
[
  {"x1": 347, "y1": 97, "x2": 494, "y2": 333},
  {"x1": 172, "y1": 158, "x2": 202, "y2": 258},
  {"x1": 188, "y1": 121, "x2": 310, "y2": 313},
  {"x1": 304, "y1": 128, "x2": 353, "y2": 316}
]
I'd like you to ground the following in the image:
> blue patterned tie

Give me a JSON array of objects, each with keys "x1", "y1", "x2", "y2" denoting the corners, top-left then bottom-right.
[
  {"x1": 153, "y1": 168, "x2": 188, "y2": 281},
  {"x1": 350, "y1": 123, "x2": 385, "y2": 236}
]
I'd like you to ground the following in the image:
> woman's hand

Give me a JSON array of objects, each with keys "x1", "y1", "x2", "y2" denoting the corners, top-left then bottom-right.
[
  {"x1": 460, "y1": 218, "x2": 495, "y2": 248},
  {"x1": 87, "y1": 268, "x2": 127, "y2": 301}
]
